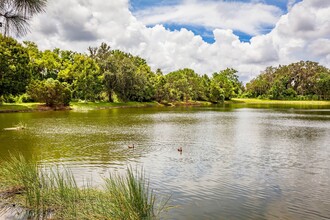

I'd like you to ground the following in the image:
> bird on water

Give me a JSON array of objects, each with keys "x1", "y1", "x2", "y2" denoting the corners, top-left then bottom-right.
[{"x1": 128, "y1": 144, "x2": 135, "y2": 149}]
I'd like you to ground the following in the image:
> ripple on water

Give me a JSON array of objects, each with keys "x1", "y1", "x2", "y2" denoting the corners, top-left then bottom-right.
[{"x1": 0, "y1": 107, "x2": 329, "y2": 219}]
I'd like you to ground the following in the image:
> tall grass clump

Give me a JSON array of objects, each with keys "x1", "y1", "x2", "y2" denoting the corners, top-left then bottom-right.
[
  {"x1": 101, "y1": 168, "x2": 170, "y2": 219},
  {"x1": 0, "y1": 154, "x2": 82, "y2": 219},
  {"x1": 0, "y1": 154, "x2": 171, "y2": 219}
]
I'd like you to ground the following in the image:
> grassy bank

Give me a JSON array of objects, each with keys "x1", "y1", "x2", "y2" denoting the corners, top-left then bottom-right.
[
  {"x1": 1, "y1": 98, "x2": 330, "y2": 113},
  {"x1": 0, "y1": 102, "x2": 160, "y2": 113},
  {"x1": 228, "y1": 98, "x2": 330, "y2": 106},
  {"x1": 0, "y1": 154, "x2": 171, "y2": 219},
  {"x1": 71, "y1": 101, "x2": 161, "y2": 111},
  {"x1": 0, "y1": 101, "x2": 211, "y2": 113},
  {"x1": 0, "y1": 103, "x2": 40, "y2": 113}
]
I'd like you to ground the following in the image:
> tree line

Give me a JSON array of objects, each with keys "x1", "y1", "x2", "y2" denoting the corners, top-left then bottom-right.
[
  {"x1": 0, "y1": 34, "x2": 329, "y2": 107},
  {"x1": 0, "y1": 34, "x2": 244, "y2": 106},
  {"x1": 245, "y1": 61, "x2": 330, "y2": 100}
]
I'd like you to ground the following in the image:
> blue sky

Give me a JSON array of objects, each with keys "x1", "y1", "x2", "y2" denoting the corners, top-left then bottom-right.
[
  {"x1": 130, "y1": 0, "x2": 303, "y2": 13},
  {"x1": 130, "y1": 0, "x2": 302, "y2": 43}
]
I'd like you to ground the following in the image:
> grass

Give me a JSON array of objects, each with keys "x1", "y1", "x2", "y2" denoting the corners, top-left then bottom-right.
[
  {"x1": 0, "y1": 101, "x2": 160, "y2": 113},
  {"x1": 229, "y1": 98, "x2": 330, "y2": 106},
  {"x1": 0, "y1": 154, "x2": 171, "y2": 219},
  {"x1": 1, "y1": 98, "x2": 330, "y2": 113},
  {"x1": 71, "y1": 101, "x2": 160, "y2": 111},
  {"x1": 0, "y1": 103, "x2": 40, "y2": 112}
]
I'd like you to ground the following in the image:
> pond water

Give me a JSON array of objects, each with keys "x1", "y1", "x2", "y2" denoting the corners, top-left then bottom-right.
[{"x1": 0, "y1": 105, "x2": 330, "y2": 219}]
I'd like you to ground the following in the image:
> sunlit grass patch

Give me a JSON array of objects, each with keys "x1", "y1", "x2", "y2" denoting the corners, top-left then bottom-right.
[
  {"x1": 231, "y1": 98, "x2": 330, "y2": 106},
  {"x1": 71, "y1": 101, "x2": 160, "y2": 111}
]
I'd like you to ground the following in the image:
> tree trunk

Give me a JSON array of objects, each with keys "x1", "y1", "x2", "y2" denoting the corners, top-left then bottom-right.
[{"x1": 108, "y1": 90, "x2": 113, "y2": 102}]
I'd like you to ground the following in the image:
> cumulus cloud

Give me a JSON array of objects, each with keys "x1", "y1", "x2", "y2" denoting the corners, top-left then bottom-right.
[
  {"x1": 134, "y1": 0, "x2": 282, "y2": 36},
  {"x1": 23, "y1": 0, "x2": 330, "y2": 82}
]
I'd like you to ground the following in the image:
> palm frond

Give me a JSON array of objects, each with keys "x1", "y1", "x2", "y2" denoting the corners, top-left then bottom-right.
[
  {"x1": 13, "y1": 0, "x2": 47, "y2": 15},
  {"x1": 2, "y1": 10, "x2": 29, "y2": 37},
  {"x1": 0, "y1": 0, "x2": 46, "y2": 37}
]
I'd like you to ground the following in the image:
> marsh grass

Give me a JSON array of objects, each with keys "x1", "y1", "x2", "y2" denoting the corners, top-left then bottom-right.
[{"x1": 0, "y1": 154, "x2": 171, "y2": 219}]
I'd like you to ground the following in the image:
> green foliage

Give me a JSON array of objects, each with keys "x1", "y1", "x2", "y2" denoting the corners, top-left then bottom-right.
[
  {"x1": 246, "y1": 61, "x2": 330, "y2": 100},
  {"x1": 27, "y1": 78, "x2": 71, "y2": 107},
  {"x1": 70, "y1": 54, "x2": 102, "y2": 101},
  {"x1": 92, "y1": 43, "x2": 157, "y2": 102},
  {"x1": 209, "y1": 68, "x2": 242, "y2": 102},
  {"x1": 3, "y1": 35, "x2": 328, "y2": 105},
  {"x1": 103, "y1": 168, "x2": 170, "y2": 219},
  {"x1": 0, "y1": 34, "x2": 31, "y2": 97},
  {"x1": 153, "y1": 70, "x2": 169, "y2": 102},
  {"x1": 165, "y1": 68, "x2": 203, "y2": 102},
  {"x1": 314, "y1": 72, "x2": 330, "y2": 100}
]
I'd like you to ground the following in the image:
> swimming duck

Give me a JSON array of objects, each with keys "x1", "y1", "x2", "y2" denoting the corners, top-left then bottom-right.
[{"x1": 128, "y1": 144, "x2": 135, "y2": 149}]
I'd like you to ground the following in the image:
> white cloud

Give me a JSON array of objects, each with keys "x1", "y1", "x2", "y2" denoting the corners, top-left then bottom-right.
[
  {"x1": 22, "y1": 0, "x2": 330, "y2": 83},
  {"x1": 134, "y1": 0, "x2": 282, "y2": 36}
]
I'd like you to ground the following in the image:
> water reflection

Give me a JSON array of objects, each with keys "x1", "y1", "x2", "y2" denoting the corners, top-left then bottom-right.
[{"x1": 0, "y1": 107, "x2": 329, "y2": 219}]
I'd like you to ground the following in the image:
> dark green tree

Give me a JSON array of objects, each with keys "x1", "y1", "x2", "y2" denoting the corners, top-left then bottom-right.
[
  {"x1": 210, "y1": 68, "x2": 242, "y2": 101},
  {"x1": 71, "y1": 54, "x2": 102, "y2": 101},
  {"x1": 165, "y1": 68, "x2": 202, "y2": 102},
  {"x1": 245, "y1": 61, "x2": 330, "y2": 100},
  {"x1": 27, "y1": 78, "x2": 71, "y2": 107},
  {"x1": 0, "y1": 34, "x2": 31, "y2": 98},
  {"x1": 314, "y1": 72, "x2": 330, "y2": 100}
]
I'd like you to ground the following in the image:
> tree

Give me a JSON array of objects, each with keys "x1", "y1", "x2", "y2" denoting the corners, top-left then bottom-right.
[
  {"x1": 91, "y1": 43, "x2": 157, "y2": 102},
  {"x1": 210, "y1": 68, "x2": 242, "y2": 101},
  {"x1": 90, "y1": 43, "x2": 115, "y2": 102},
  {"x1": 153, "y1": 69, "x2": 169, "y2": 102},
  {"x1": 314, "y1": 72, "x2": 330, "y2": 100},
  {"x1": 165, "y1": 68, "x2": 202, "y2": 102},
  {"x1": 0, "y1": 34, "x2": 31, "y2": 98},
  {"x1": 71, "y1": 54, "x2": 102, "y2": 101},
  {"x1": 27, "y1": 78, "x2": 71, "y2": 107},
  {"x1": 209, "y1": 80, "x2": 224, "y2": 103},
  {"x1": 245, "y1": 61, "x2": 330, "y2": 100},
  {"x1": 0, "y1": 0, "x2": 47, "y2": 37}
]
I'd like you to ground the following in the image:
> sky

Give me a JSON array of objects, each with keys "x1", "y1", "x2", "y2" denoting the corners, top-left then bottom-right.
[{"x1": 22, "y1": 0, "x2": 330, "y2": 82}]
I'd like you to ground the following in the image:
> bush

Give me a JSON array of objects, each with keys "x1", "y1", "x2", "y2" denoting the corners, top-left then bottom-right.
[
  {"x1": 16, "y1": 93, "x2": 34, "y2": 103},
  {"x1": 27, "y1": 78, "x2": 72, "y2": 107},
  {"x1": 2, "y1": 94, "x2": 16, "y2": 103}
]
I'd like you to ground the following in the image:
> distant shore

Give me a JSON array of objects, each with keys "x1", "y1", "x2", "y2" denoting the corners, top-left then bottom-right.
[{"x1": 1, "y1": 99, "x2": 330, "y2": 113}]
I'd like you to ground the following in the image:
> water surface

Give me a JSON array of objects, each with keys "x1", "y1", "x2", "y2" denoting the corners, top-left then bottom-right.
[{"x1": 0, "y1": 106, "x2": 329, "y2": 219}]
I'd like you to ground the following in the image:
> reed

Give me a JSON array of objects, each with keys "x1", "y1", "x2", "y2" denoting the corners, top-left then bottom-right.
[{"x1": 0, "y1": 154, "x2": 171, "y2": 219}]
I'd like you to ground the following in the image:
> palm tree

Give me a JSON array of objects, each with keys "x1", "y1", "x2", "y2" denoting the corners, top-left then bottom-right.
[{"x1": 0, "y1": 0, "x2": 47, "y2": 37}]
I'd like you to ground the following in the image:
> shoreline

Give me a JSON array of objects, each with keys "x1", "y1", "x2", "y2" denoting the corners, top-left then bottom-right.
[{"x1": 1, "y1": 99, "x2": 330, "y2": 113}]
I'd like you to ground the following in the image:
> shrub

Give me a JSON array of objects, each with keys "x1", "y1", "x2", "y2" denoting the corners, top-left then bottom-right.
[{"x1": 27, "y1": 79, "x2": 72, "y2": 107}]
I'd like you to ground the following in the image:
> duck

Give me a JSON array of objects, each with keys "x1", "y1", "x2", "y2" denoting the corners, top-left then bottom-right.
[
  {"x1": 177, "y1": 147, "x2": 182, "y2": 152},
  {"x1": 128, "y1": 144, "x2": 135, "y2": 149}
]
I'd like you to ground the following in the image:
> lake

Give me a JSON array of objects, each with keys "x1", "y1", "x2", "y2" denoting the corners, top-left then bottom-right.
[{"x1": 0, "y1": 105, "x2": 330, "y2": 219}]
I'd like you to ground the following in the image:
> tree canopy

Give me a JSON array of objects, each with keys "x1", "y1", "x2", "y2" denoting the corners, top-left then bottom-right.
[
  {"x1": 0, "y1": 34, "x2": 31, "y2": 97},
  {"x1": 1, "y1": 35, "x2": 329, "y2": 107},
  {"x1": 246, "y1": 61, "x2": 330, "y2": 100}
]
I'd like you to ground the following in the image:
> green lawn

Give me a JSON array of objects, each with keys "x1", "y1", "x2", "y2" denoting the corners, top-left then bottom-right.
[
  {"x1": 0, "y1": 102, "x2": 160, "y2": 113},
  {"x1": 1, "y1": 99, "x2": 330, "y2": 113},
  {"x1": 0, "y1": 103, "x2": 40, "y2": 112},
  {"x1": 70, "y1": 101, "x2": 160, "y2": 111},
  {"x1": 230, "y1": 98, "x2": 330, "y2": 106}
]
